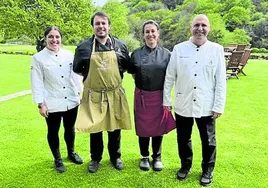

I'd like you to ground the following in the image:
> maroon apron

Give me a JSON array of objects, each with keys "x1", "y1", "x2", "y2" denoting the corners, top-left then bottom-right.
[{"x1": 134, "y1": 88, "x2": 175, "y2": 137}]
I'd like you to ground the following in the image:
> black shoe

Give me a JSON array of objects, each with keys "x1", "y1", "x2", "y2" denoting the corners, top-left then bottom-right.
[
  {"x1": 139, "y1": 157, "x2": 150, "y2": 171},
  {"x1": 68, "y1": 152, "x2": 83, "y2": 164},
  {"x1": 54, "y1": 159, "x2": 66, "y2": 173},
  {"x1": 88, "y1": 160, "x2": 99, "y2": 173},
  {"x1": 152, "y1": 158, "x2": 163, "y2": 171},
  {"x1": 200, "y1": 171, "x2": 213, "y2": 186},
  {"x1": 177, "y1": 167, "x2": 191, "y2": 180},
  {"x1": 111, "y1": 158, "x2": 124, "y2": 170}
]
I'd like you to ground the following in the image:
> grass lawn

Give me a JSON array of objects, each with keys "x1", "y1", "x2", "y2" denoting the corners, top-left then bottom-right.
[
  {"x1": 0, "y1": 44, "x2": 76, "y2": 54},
  {"x1": 0, "y1": 54, "x2": 31, "y2": 96},
  {"x1": 0, "y1": 45, "x2": 76, "y2": 97},
  {"x1": 0, "y1": 56, "x2": 268, "y2": 187}
]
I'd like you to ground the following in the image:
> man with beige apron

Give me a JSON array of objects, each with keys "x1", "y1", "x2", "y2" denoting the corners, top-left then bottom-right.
[{"x1": 73, "y1": 12, "x2": 131, "y2": 173}]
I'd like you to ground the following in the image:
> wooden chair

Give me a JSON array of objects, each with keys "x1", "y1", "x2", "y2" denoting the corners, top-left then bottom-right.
[
  {"x1": 238, "y1": 49, "x2": 252, "y2": 76},
  {"x1": 236, "y1": 44, "x2": 247, "y2": 51},
  {"x1": 226, "y1": 51, "x2": 244, "y2": 79},
  {"x1": 245, "y1": 44, "x2": 252, "y2": 49},
  {"x1": 225, "y1": 44, "x2": 237, "y2": 52}
]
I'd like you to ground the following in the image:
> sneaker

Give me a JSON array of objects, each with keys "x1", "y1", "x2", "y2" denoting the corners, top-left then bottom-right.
[
  {"x1": 139, "y1": 157, "x2": 150, "y2": 171},
  {"x1": 111, "y1": 158, "x2": 124, "y2": 170},
  {"x1": 177, "y1": 167, "x2": 191, "y2": 180},
  {"x1": 200, "y1": 171, "x2": 213, "y2": 186},
  {"x1": 68, "y1": 152, "x2": 83, "y2": 164},
  {"x1": 88, "y1": 160, "x2": 99, "y2": 173},
  {"x1": 54, "y1": 159, "x2": 66, "y2": 173},
  {"x1": 152, "y1": 158, "x2": 163, "y2": 171}
]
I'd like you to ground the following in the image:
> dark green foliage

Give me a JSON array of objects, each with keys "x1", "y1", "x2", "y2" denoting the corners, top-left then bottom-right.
[{"x1": 0, "y1": 0, "x2": 267, "y2": 49}]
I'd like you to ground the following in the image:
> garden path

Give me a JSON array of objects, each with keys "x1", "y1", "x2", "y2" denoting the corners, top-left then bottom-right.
[{"x1": 0, "y1": 90, "x2": 31, "y2": 102}]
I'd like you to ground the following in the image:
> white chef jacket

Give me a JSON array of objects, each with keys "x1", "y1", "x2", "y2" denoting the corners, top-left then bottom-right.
[
  {"x1": 31, "y1": 47, "x2": 82, "y2": 113},
  {"x1": 163, "y1": 39, "x2": 226, "y2": 118}
]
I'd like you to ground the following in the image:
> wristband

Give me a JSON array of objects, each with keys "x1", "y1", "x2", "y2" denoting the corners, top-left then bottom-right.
[{"x1": 38, "y1": 103, "x2": 44, "y2": 109}]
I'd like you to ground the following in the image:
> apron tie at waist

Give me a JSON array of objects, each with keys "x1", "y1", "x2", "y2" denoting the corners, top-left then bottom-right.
[
  {"x1": 84, "y1": 82, "x2": 122, "y2": 92},
  {"x1": 135, "y1": 88, "x2": 146, "y2": 110},
  {"x1": 86, "y1": 83, "x2": 123, "y2": 112}
]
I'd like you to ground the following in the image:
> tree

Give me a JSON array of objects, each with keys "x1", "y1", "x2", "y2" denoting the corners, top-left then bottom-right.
[
  {"x1": 223, "y1": 6, "x2": 250, "y2": 32},
  {"x1": 102, "y1": 0, "x2": 129, "y2": 39},
  {"x1": 249, "y1": 18, "x2": 268, "y2": 48},
  {"x1": 54, "y1": 0, "x2": 94, "y2": 44},
  {"x1": 0, "y1": 0, "x2": 94, "y2": 45},
  {"x1": 162, "y1": 0, "x2": 184, "y2": 10},
  {"x1": 194, "y1": 0, "x2": 221, "y2": 14}
]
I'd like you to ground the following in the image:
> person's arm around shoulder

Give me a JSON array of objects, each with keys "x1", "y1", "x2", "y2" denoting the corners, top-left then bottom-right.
[
  {"x1": 163, "y1": 46, "x2": 179, "y2": 111},
  {"x1": 212, "y1": 45, "x2": 226, "y2": 119},
  {"x1": 118, "y1": 40, "x2": 130, "y2": 72},
  {"x1": 128, "y1": 48, "x2": 139, "y2": 79},
  {"x1": 73, "y1": 39, "x2": 92, "y2": 76}
]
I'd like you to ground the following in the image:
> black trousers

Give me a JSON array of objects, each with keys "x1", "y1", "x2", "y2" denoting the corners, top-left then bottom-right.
[
  {"x1": 45, "y1": 106, "x2": 78, "y2": 160},
  {"x1": 139, "y1": 136, "x2": 163, "y2": 160},
  {"x1": 175, "y1": 113, "x2": 216, "y2": 172},
  {"x1": 90, "y1": 129, "x2": 121, "y2": 163}
]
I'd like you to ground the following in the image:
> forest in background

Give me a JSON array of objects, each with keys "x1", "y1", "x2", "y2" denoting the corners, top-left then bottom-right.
[{"x1": 0, "y1": 0, "x2": 267, "y2": 51}]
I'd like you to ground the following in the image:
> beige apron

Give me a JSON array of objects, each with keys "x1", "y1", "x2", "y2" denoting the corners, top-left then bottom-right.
[{"x1": 76, "y1": 39, "x2": 131, "y2": 133}]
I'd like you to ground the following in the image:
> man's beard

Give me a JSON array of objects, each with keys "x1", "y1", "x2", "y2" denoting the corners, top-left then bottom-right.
[{"x1": 96, "y1": 34, "x2": 107, "y2": 39}]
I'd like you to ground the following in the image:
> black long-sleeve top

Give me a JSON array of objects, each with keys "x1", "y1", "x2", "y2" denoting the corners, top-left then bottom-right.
[
  {"x1": 128, "y1": 45, "x2": 171, "y2": 91},
  {"x1": 73, "y1": 35, "x2": 130, "y2": 81}
]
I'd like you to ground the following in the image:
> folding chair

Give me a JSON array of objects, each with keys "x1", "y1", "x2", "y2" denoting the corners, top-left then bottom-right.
[
  {"x1": 226, "y1": 51, "x2": 244, "y2": 79},
  {"x1": 238, "y1": 49, "x2": 252, "y2": 76},
  {"x1": 236, "y1": 44, "x2": 247, "y2": 51}
]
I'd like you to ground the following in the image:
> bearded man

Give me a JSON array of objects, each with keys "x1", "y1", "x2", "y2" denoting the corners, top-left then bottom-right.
[{"x1": 73, "y1": 11, "x2": 131, "y2": 173}]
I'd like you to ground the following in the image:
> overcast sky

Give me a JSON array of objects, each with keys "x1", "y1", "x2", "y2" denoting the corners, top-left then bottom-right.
[
  {"x1": 92, "y1": 0, "x2": 122, "y2": 7},
  {"x1": 92, "y1": 0, "x2": 107, "y2": 7}
]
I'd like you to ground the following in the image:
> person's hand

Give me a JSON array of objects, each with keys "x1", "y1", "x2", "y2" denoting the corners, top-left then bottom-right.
[
  {"x1": 39, "y1": 105, "x2": 48, "y2": 118},
  {"x1": 163, "y1": 105, "x2": 172, "y2": 111},
  {"x1": 212, "y1": 112, "x2": 221, "y2": 119}
]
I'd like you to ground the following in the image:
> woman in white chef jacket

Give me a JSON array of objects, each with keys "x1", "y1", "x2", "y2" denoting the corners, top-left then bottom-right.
[{"x1": 31, "y1": 26, "x2": 83, "y2": 173}]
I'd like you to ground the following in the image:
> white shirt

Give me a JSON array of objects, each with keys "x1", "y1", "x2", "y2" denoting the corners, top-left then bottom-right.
[
  {"x1": 31, "y1": 47, "x2": 82, "y2": 113},
  {"x1": 163, "y1": 39, "x2": 226, "y2": 118}
]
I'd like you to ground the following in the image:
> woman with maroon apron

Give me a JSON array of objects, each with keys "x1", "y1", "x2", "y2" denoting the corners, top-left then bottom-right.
[{"x1": 128, "y1": 20, "x2": 173, "y2": 171}]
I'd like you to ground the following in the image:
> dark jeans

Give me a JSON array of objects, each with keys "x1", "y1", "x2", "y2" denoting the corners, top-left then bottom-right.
[
  {"x1": 45, "y1": 106, "x2": 78, "y2": 160},
  {"x1": 139, "y1": 136, "x2": 163, "y2": 160},
  {"x1": 90, "y1": 129, "x2": 121, "y2": 163},
  {"x1": 175, "y1": 113, "x2": 216, "y2": 172}
]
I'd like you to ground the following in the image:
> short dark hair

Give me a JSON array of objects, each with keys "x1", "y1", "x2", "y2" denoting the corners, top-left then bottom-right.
[
  {"x1": 44, "y1": 26, "x2": 62, "y2": 38},
  {"x1": 142, "y1": 20, "x2": 160, "y2": 34},
  {"x1": 90, "y1": 11, "x2": 111, "y2": 26}
]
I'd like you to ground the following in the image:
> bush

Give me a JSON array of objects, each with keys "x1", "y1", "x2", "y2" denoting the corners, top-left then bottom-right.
[
  {"x1": 121, "y1": 34, "x2": 140, "y2": 52},
  {"x1": 251, "y1": 47, "x2": 268, "y2": 53},
  {"x1": 6, "y1": 35, "x2": 35, "y2": 45}
]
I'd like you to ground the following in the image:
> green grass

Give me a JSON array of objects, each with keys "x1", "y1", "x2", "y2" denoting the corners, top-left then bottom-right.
[
  {"x1": 0, "y1": 44, "x2": 76, "y2": 54},
  {"x1": 0, "y1": 56, "x2": 268, "y2": 187},
  {"x1": 0, "y1": 54, "x2": 31, "y2": 96}
]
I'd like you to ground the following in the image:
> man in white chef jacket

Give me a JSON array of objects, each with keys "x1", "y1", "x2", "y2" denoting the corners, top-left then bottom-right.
[{"x1": 163, "y1": 14, "x2": 226, "y2": 186}]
